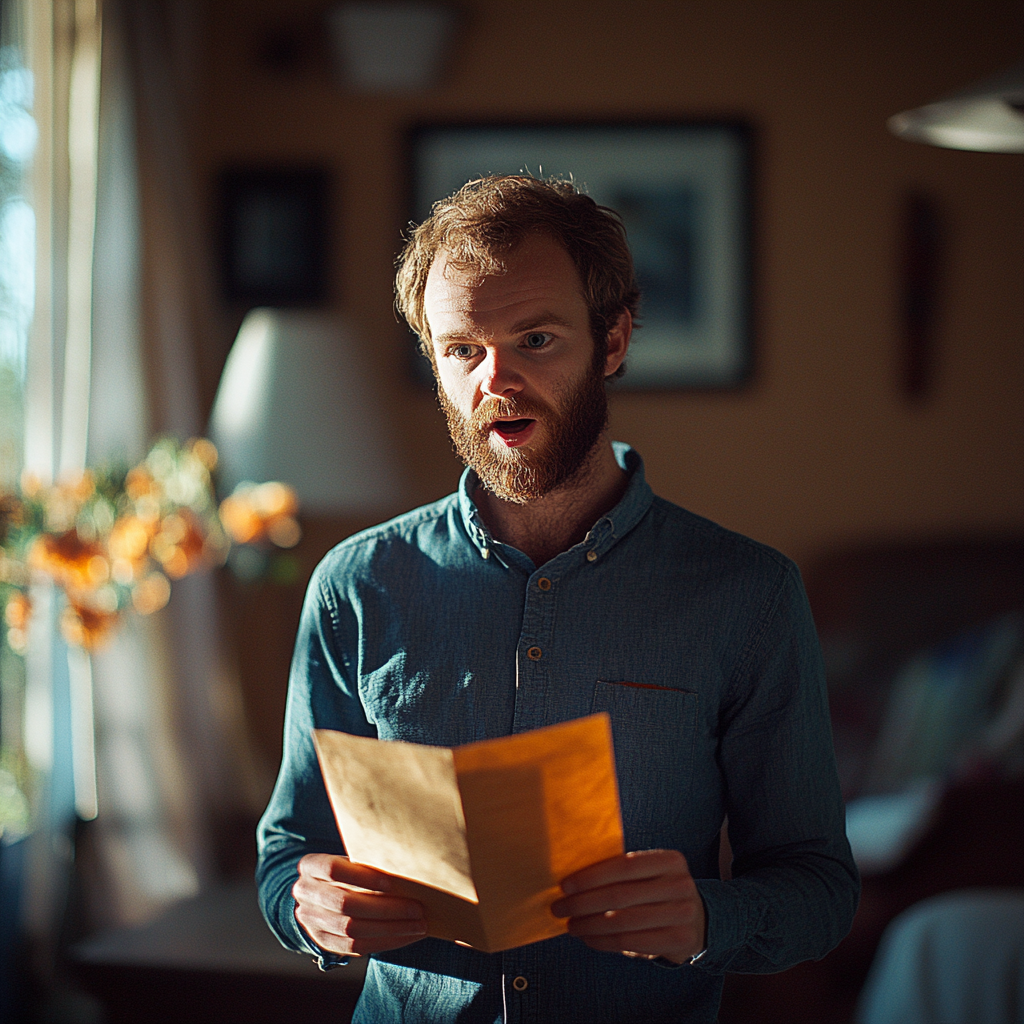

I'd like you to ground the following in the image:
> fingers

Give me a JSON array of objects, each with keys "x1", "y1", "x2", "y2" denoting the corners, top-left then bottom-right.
[
  {"x1": 298, "y1": 853, "x2": 399, "y2": 892},
  {"x1": 551, "y1": 874, "x2": 694, "y2": 920},
  {"x1": 551, "y1": 849, "x2": 693, "y2": 919},
  {"x1": 562, "y1": 899, "x2": 704, "y2": 964},
  {"x1": 293, "y1": 854, "x2": 427, "y2": 957},
  {"x1": 550, "y1": 849, "x2": 705, "y2": 964},
  {"x1": 561, "y1": 849, "x2": 692, "y2": 896},
  {"x1": 296, "y1": 855, "x2": 424, "y2": 918},
  {"x1": 294, "y1": 875, "x2": 426, "y2": 922},
  {"x1": 296, "y1": 898, "x2": 428, "y2": 957},
  {"x1": 565, "y1": 900, "x2": 700, "y2": 936}
]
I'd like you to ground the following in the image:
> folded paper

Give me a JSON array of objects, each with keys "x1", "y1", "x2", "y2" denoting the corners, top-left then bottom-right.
[{"x1": 313, "y1": 713, "x2": 624, "y2": 953}]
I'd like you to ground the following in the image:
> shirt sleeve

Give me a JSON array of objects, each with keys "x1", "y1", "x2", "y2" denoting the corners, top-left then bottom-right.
[
  {"x1": 255, "y1": 561, "x2": 375, "y2": 960},
  {"x1": 692, "y1": 561, "x2": 860, "y2": 974}
]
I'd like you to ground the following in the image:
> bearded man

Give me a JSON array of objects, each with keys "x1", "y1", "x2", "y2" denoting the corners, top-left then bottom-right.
[{"x1": 257, "y1": 176, "x2": 859, "y2": 1024}]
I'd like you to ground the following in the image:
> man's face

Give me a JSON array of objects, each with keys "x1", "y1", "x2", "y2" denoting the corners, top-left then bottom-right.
[{"x1": 423, "y1": 233, "x2": 627, "y2": 503}]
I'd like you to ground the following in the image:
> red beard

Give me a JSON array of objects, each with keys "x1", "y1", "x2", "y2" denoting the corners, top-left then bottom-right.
[{"x1": 438, "y1": 357, "x2": 609, "y2": 504}]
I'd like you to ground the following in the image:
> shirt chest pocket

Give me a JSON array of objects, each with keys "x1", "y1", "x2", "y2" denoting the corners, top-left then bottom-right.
[{"x1": 591, "y1": 681, "x2": 698, "y2": 849}]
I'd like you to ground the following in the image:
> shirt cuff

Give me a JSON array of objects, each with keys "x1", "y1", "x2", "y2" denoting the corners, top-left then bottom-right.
[
  {"x1": 312, "y1": 946, "x2": 350, "y2": 971},
  {"x1": 647, "y1": 949, "x2": 707, "y2": 970},
  {"x1": 691, "y1": 877, "x2": 757, "y2": 973}
]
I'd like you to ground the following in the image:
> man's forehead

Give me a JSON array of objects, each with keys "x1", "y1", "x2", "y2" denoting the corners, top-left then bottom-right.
[
  {"x1": 424, "y1": 251, "x2": 487, "y2": 303},
  {"x1": 424, "y1": 235, "x2": 585, "y2": 318}
]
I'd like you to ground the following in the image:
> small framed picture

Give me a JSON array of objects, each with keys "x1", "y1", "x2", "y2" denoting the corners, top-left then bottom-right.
[
  {"x1": 408, "y1": 122, "x2": 754, "y2": 389},
  {"x1": 218, "y1": 166, "x2": 330, "y2": 306}
]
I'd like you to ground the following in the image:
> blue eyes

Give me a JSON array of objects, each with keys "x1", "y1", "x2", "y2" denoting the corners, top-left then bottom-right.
[{"x1": 447, "y1": 333, "x2": 552, "y2": 360}]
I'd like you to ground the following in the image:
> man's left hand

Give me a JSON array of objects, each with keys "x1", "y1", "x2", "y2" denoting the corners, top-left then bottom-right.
[{"x1": 550, "y1": 849, "x2": 706, "y2": 964}]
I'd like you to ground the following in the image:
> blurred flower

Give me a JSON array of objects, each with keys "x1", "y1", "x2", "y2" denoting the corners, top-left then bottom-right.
[
  {"x1": 132, "y1": 572, "x2": 171, "y2": 616},
  {"x1": 27, "y1": 532, "x2": 108, "y2": 592},
  {"x1": 18, "y1": 470, "x2": 41, "y2": 498},
  {"x1": 189, "y1": 437, "x2": 218, "y2": 471},
  {"x1": 219, "y1": 481, "x2": 301, "y2": 548},
  {"x1": 60, "y1": 602, "x2": 120, "y2": 650},
  {"x1": 0, "y1": 438, "x2": 300, "y2": 651},
  {"x1": 125, "y1": 465, "x2": 158, "y2": 502},
  {"x1": 4, "y1": 592, "x2": 30, "y2": 629},
  {"x1": 4, "y1": 592, "x2": 31, "y2": 654},
  {"x1": 108, "y1": 514, "x2": 155, "y2": 584},
  {"x1": 151, "y1": 508, "x2": 208, "y2": 579}
]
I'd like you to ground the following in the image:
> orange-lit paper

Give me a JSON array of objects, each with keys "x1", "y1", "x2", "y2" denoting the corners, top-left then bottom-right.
[{"x1": 313, "y1": 714, "x2": 624, "y2": 953}]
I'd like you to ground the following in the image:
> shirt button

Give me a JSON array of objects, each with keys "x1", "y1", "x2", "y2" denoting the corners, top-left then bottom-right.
[
  {"x1": 527, "y1": 647, "x2": 542, "y2": 661},
  {"x1": 512, "y1": 975, "x2": 528, "y2": 991},
  {"x1": 586, "y1": 550, "x2": 598, "y2": 562},
  {"x1": 537, "y1": 577, "x2": 552, "y2": 591}
]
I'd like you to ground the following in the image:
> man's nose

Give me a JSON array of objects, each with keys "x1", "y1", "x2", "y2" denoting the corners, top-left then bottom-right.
[{"x1": 480, "y1": 347, "x2": 523, "y2": 399}]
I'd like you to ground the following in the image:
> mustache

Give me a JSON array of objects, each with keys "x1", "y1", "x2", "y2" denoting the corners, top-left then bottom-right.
[{"x1": 469, "y1": 396, "x2": 551, "y2": 430}]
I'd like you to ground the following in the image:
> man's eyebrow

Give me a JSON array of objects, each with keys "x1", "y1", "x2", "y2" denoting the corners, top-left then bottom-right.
[
  {"x1": 432, "y1": 330, "x2": 478, "y2": 347},
  {"x1": 432, "y1": 313, "x2": 577, "y2": 348},
  {"x1": 508, "y1": 312, "x2": 576, "y2": 334}
]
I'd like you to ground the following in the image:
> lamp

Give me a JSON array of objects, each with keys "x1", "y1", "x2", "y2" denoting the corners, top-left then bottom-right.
[
  {"x1": 327, "y1": 1, "x2": 459, "y2": 94},
  {"x1": 888, "y1": 59, "x2": 1024, "y2": 153},
  {"x1": 208, "y1": 309, "x2": 403, "y2": 514}
]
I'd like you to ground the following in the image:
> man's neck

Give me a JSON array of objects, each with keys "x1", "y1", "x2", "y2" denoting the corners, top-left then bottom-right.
[{"x1": 472, "y1": 438, "x2": 629, "y2": 567}]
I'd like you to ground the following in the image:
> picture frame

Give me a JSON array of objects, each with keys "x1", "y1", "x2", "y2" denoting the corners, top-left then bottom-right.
[
  {"x1": 407, "y1": 122, "x2": 753, "y2": 390},
  {"x1": 218, "y1": 166, "x2": 330, "y2": 307}
]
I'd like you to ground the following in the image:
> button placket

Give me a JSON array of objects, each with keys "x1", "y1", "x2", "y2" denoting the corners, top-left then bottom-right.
[
  {"x1": 511, "y1": 569, "x2": 558, "y2": 733},
  {"x1": 504, "y1": 943, "x2": 541, "y2": 1021}
]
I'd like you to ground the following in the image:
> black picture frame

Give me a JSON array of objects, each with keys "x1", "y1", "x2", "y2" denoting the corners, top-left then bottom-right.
[
  {"x1": 218, "y1": 166, "x2": 330, "y2": 307},
  {"x1": 407, "y1": 122, "x2": 754, "y2": 390}
]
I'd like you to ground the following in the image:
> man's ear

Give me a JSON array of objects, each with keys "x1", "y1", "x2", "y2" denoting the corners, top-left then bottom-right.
[{"x1": 603, "y1": 309, "x2": 632, "y2": 377}]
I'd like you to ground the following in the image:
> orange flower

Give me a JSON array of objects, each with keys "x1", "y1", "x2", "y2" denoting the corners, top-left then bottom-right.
[
  {"x1": 150, "y1": 508, "x2": 208, "y2": 579},
  {"x1": 60, "y1": 602, "x2": 121, "y2": 650},
  {"x1": 19, "y1": 470, "x2": 42, "y2": 498},
  {"x1": 6, "y1": 625, "x2": 28, "y2": 654},
  {"x1": 219, "y1": 482, "x2": 300, "y2": 547},
  {"x1": 132, "y1": 572, "x2": 171, "y2": 615},
  {"x1": 266, "y1": 516, "x2": 301, "y2": 549},
  {"x1": 250, "y1": 481, "x2": 298, "y2": 520},
  {"x1": 5, "y1": 592, "x2": 32, "y2": 653},
  {"x1": 189, "y1": 438, "x2": 218, "y2": 471},
  {"x1": 28, "y1": 532, "x2": 109, "y2": 593},
  {"x1": 218, "y1": 492, "x2": 263, "y2": 544},
  {"x1": 125, "y1": 466, "x2": 158, "y2": 501},
  {"x1": 4, "y1": 592, "x2": 31, "y2": 629},
  {"x1": 108, "y1": 515, "x2": 156, "y2": 583},
  {"x1": 66, "y1": 471, "x2": 96, "y2": 503}
]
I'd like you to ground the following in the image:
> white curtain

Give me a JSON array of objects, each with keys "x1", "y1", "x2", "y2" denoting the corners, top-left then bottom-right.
[{"x1": 21, "y1": 0, "x2": 262, "y2": 951}]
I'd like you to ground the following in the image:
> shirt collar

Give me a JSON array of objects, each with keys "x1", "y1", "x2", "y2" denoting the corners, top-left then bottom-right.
[{"x1": 457, "y1": 441, "x2": 654, "y2": 565}]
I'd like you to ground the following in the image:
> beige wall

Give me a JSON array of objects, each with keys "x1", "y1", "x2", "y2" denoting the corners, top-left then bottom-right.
[{"x1": 190, "y1": 0, "x2": 1024, "y2": 570}]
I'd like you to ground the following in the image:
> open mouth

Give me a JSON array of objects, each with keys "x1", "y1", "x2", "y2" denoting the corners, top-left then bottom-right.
[
  {"x1": 493, "y1": 418, "x2": 533, "y2": 436},
  {"x1": 490, "y1": 418, "x2": 537, "y2": 446}
]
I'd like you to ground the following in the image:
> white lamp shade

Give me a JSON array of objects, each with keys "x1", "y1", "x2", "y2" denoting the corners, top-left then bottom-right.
[
  {"x1": 888, "y1": 60, "x2": 1024, "y2": 153},
  {"x1": 208, "y1": 309, "x2": 404, "y2": 514}
]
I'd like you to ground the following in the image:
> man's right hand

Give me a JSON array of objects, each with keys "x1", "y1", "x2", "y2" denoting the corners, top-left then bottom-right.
[{"x1": 293, "y1": 853, "x2": 428, "y2": 956}]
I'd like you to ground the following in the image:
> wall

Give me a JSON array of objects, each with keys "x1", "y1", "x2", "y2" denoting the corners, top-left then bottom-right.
[{"x1": 189, "y1": 0, "x2": 1024, "y2": 572}]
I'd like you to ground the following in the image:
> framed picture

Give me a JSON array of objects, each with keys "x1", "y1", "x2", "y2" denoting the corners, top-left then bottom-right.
[
  {"x1": 408, "y1": 122, "x2": 753, "y2": 389},
  {"x1": 218, "y1": 166, "x2": 330, "y2": 307}
]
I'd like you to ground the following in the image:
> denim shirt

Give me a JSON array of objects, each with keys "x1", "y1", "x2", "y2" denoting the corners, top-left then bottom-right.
[{"x1": 257, "y1": 443, "x2": 858, "y2": 1024}]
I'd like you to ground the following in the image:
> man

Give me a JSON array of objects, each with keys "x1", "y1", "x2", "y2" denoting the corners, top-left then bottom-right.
[{"x1": 257, "y1": 176, "x2": 859, "y2": 1023}]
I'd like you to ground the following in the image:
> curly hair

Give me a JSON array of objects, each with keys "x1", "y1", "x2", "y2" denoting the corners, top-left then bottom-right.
[{"x1": 395, "y1": 175, "x2": 640, "y2": 378}]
